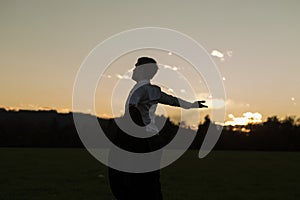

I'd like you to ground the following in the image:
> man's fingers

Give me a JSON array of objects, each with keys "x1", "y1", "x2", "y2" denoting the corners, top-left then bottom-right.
[
  {"x1": 190, "y1": 101, "x2": 208, "y2": 109},
  {"x1": 197, "y1": 101, "x2": 208, "y2": 108},
  {"x1": 199, "y1": 103, "x2": 208, "y2": 108}
]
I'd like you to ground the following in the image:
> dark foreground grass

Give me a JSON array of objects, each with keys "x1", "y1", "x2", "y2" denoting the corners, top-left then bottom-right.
[{"x1": 0, "y1": 148, "x2": 300, "y2": 200}]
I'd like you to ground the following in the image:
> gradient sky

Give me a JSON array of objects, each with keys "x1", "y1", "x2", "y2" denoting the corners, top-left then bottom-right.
[{"x1": 1, "y1": 0, "x2": 299, "y2": 124}]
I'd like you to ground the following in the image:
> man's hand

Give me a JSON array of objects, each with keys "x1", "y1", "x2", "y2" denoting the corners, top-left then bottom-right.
[{"x1": 190, "y1": 100, "x2": 208, "y2": 109}]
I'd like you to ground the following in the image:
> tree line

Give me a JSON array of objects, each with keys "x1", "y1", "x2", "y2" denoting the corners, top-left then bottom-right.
[{"x1": 0, "y1": 108, "x2": 299, "y2": 151}]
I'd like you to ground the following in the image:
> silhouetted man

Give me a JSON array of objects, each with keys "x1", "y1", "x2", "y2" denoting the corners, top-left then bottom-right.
[{"x1": 108, "y1": 57, "x2": 207, "y2": 200}]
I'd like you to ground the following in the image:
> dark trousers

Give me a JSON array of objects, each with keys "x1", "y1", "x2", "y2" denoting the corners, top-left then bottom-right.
[
  {"x1": 108, "y1": 167, "x2": 163, "y2": 200},
  {"x1": 107, "y1": 119, "x2": 164, "y2": 200}
]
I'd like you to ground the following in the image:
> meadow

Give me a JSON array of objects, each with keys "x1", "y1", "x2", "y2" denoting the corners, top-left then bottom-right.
[{"x1": 1, "y1": 148, "x2": 300, "y2": 200}]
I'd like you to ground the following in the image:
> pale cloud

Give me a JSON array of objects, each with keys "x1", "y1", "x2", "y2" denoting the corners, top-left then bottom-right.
[
  {"x1": 196, "y1": 93, "x2": 226, "y2": 109},
  {"x1": 115, "y1": 67, "x2": 134, "y2": 80},
  {"x1": 3, "y1": 106, "x2": 19, "y2": 111},
  {"x1": 211, "y1": 49, "x2": 233, "y2": 61},
  {"x1": 211, "y1": 50, "x2": 224, "y2": 58},
  {"x1": 291, "y1": 97, "x2": 297, "y2": 106},
  {"x1": 127, "y1": 68, "x2": 134, "y2": 73},
  {"x1": 167, "y1": 88, "x2": 174, "y2": 93},
  {"x1": 40, "y1": 106, "x2": 51, "y2": 111},
  {"x1": 59, "y1": 108, "x2": 70, "y2": 113},
  {"x1": 160, "y1": 64, "x2": 178, "y2": 71},
  {"x1": 101, "y1": 74, "x2": 112, "y2": 79},
  {"x1": 116, "y1": 74, "x2": 130, "y2": 80},
  {"x1": 226, "y1": 50, "x2": 233, "y2": 57},
  {"x1": 195, "y1": 93, "x2": 252, "y2": 111},
  {"x1": 210, "y1": 98, "x2": 226, "y2": 109},
  {"x1": 225, "y1": 112, "x2": 262, "y2": 126},
  {"x1": 159, "y1": 85, "x2": 175, "y2": 94},
  {"x1": 99, "y1": 113, "x2": 113, "y2": 118}
]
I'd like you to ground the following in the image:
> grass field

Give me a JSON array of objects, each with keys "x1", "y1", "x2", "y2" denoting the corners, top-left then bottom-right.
[{"x1": 0, "y1": 148, "x2": 300, "y2": 200}]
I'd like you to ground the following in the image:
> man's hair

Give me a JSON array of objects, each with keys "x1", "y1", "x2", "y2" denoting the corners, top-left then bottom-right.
[
  {"x1": 135, "y1": 57, "x2": 157, "y2": 67},
  {"x1": 135, "y1": 57, "x2": 158, "y2": 80}
]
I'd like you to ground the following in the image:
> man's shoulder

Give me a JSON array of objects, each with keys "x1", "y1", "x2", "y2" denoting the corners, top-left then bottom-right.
[
  {"x1": 145, "y1": 84, "x2": 161, "y2": 91},
  {"x1": 145, "y1": 84, "x2": 161, "y2": 100}
]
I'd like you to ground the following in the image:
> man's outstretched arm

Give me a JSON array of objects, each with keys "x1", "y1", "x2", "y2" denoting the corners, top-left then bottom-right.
[{"x1": 158, "y1": 91, "x2": 207, "y2": 109}]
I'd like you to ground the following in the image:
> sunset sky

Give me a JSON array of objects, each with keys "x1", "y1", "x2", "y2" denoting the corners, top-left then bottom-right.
[{"x1": 1, "y1": 0, "x2": 299, "y2": 125}]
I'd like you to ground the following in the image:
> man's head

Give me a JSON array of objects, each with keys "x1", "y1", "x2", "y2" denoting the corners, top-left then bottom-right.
[{"x1": 132, "y1": 57, "x2": 158, "y2": 82}]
